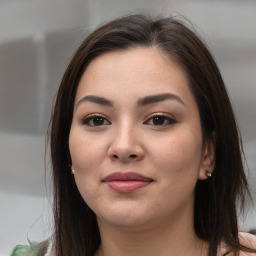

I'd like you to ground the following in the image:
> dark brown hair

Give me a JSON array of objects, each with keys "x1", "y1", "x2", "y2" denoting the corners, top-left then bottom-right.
[{"x1": 49, "y1": 14, "x2": 255, "y2": 256}]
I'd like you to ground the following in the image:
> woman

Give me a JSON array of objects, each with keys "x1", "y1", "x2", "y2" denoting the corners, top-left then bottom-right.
[{"x1": 11, "y1": 14, "x2": 256, "y2": 256}]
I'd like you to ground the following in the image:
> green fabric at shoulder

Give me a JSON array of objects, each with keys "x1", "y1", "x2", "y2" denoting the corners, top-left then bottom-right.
[
  {"x1": 10, "y1": 244, "x2": 37, "y2": 256},
  {"x1": 10, "y1": 240, "x2": 49, "y2": 256}
]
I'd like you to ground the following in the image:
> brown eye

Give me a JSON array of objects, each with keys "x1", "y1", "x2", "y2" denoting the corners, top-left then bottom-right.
[
  {"x1": 152, "y1": 116, "x2": 166, "y2": 125},
  {"x1": 82, "y1": 115, "x2": 111, "y2": 126},
  {"x1": 145, "y1": 115, "x2": 176, "y2": 126}
]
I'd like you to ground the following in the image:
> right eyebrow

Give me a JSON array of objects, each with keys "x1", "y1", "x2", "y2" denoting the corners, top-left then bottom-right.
[{"x1": 76, "y1": 95, "x2": 114, "y2": 109}]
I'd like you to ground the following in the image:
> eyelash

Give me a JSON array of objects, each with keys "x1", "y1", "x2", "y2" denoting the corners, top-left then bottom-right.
[{"x1": 81, "y1": 114, "x2": 176, "y2": 127}]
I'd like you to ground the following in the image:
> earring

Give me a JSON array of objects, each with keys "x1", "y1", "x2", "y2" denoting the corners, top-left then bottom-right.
[
  {"x1": 71, "y1": 169, "x2": 75, "y2": 174},
  {"x1": 206, "y1": 170, "x2": 212, "y2": 178}
]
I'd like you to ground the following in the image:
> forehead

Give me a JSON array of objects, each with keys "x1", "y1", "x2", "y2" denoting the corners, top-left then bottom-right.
[{"x1": 75, "y1": 47, "x2": 193, "y2": 106}]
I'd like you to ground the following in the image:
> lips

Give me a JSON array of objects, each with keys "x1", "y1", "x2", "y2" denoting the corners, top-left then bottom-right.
[{"x1": 103, "y1": 172, "x2": 153, "y2": 193}]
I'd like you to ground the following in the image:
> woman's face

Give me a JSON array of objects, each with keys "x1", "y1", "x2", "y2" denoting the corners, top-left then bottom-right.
[{"x1": 69, "y1": 47, "x2": 214, "y2": 230}]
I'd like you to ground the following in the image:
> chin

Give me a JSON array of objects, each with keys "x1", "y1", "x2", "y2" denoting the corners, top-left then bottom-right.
[
  {"x1": 100, "y1": 215, "x2": 152, "y2": 230},
  {"x1": 95, "y1": 205, "x2": 154, "y2": 230}
]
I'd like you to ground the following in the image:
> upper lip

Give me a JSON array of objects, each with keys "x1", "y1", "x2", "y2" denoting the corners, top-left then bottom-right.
[{"x1": 103, "y1": 172, "x2": 153, "y2": 182}]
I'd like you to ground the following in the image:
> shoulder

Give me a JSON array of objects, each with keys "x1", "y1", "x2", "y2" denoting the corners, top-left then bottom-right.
[
  {"x1": 10, "y1": 240, "x2": 51, "y2": 256},
  {"x1": 238, "y1": 232, "x2": 256, "y2": 255},
  {"x1": 218, "y1": 232, "x2": 256, "y2": 256}
]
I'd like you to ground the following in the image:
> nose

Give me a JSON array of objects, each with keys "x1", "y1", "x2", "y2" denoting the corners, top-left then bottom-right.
[{"x1": 108, "y1": 124, "x2": 144, "y2": 162}]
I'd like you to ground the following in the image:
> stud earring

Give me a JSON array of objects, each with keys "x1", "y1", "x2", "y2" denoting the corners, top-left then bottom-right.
[{"x1": 206, "y1": 170, "x2": 212, "y2": 178}]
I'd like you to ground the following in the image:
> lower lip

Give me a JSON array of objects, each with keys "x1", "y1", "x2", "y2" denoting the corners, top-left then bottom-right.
[{"x1": 105, "y1": 180, "x2": 151, "y2": 193}]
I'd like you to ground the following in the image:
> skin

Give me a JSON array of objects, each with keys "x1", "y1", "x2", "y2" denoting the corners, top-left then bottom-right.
[{"x1": 69, "y1": 47, "x2": 215, "y2": 256}]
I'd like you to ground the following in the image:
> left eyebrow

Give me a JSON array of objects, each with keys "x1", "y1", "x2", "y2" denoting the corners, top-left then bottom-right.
[{"x1": 138, "y1": 93, "x2": 185, "y2": 107}]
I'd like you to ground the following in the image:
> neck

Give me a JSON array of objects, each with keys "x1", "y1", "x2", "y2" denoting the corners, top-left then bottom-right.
[{"x1": 95, "y1": 208, "x2": 208, "y2": 256}]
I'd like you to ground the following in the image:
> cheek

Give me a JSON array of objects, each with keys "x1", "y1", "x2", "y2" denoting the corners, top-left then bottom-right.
[
  {"x1": 149, "y1": 128, "x2": 203, "y2": 177},
  {"x1": 148, "y1": 130, "x2": 202, "y2": 211},
  {"x1": 69, "y1": 129, "x2": 107, "y2": 171},
  {"x1": 69, "y1": 129, "x2": 106, "y2": 204}
]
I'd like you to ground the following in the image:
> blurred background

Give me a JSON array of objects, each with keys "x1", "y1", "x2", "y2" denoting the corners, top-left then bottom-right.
[{"x1": 0, "y1": 0, "x2": 255, "y2": 255}]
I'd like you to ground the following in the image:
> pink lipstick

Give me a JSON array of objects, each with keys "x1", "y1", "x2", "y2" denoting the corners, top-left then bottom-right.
[{"x1": 103, "y1": 172, "x2": 153, "y2": 193}]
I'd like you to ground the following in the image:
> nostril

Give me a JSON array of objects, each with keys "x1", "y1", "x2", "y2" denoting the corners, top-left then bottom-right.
[
  {"x1": 130, "y1": 154, "x2": 137, "y2": 158},
  {"x1": 113, "y1": 155, "x2": 118, "y2": 159}
]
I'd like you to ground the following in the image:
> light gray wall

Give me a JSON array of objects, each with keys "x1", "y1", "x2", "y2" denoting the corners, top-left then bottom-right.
[{"x1": 0, "y1": 1, "x2": 255, "y2": 255}]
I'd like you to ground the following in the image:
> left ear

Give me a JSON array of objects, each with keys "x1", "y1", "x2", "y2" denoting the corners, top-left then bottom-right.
[{"x1": 198, "y1": 132, "x2": 215, "y2": 180}]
